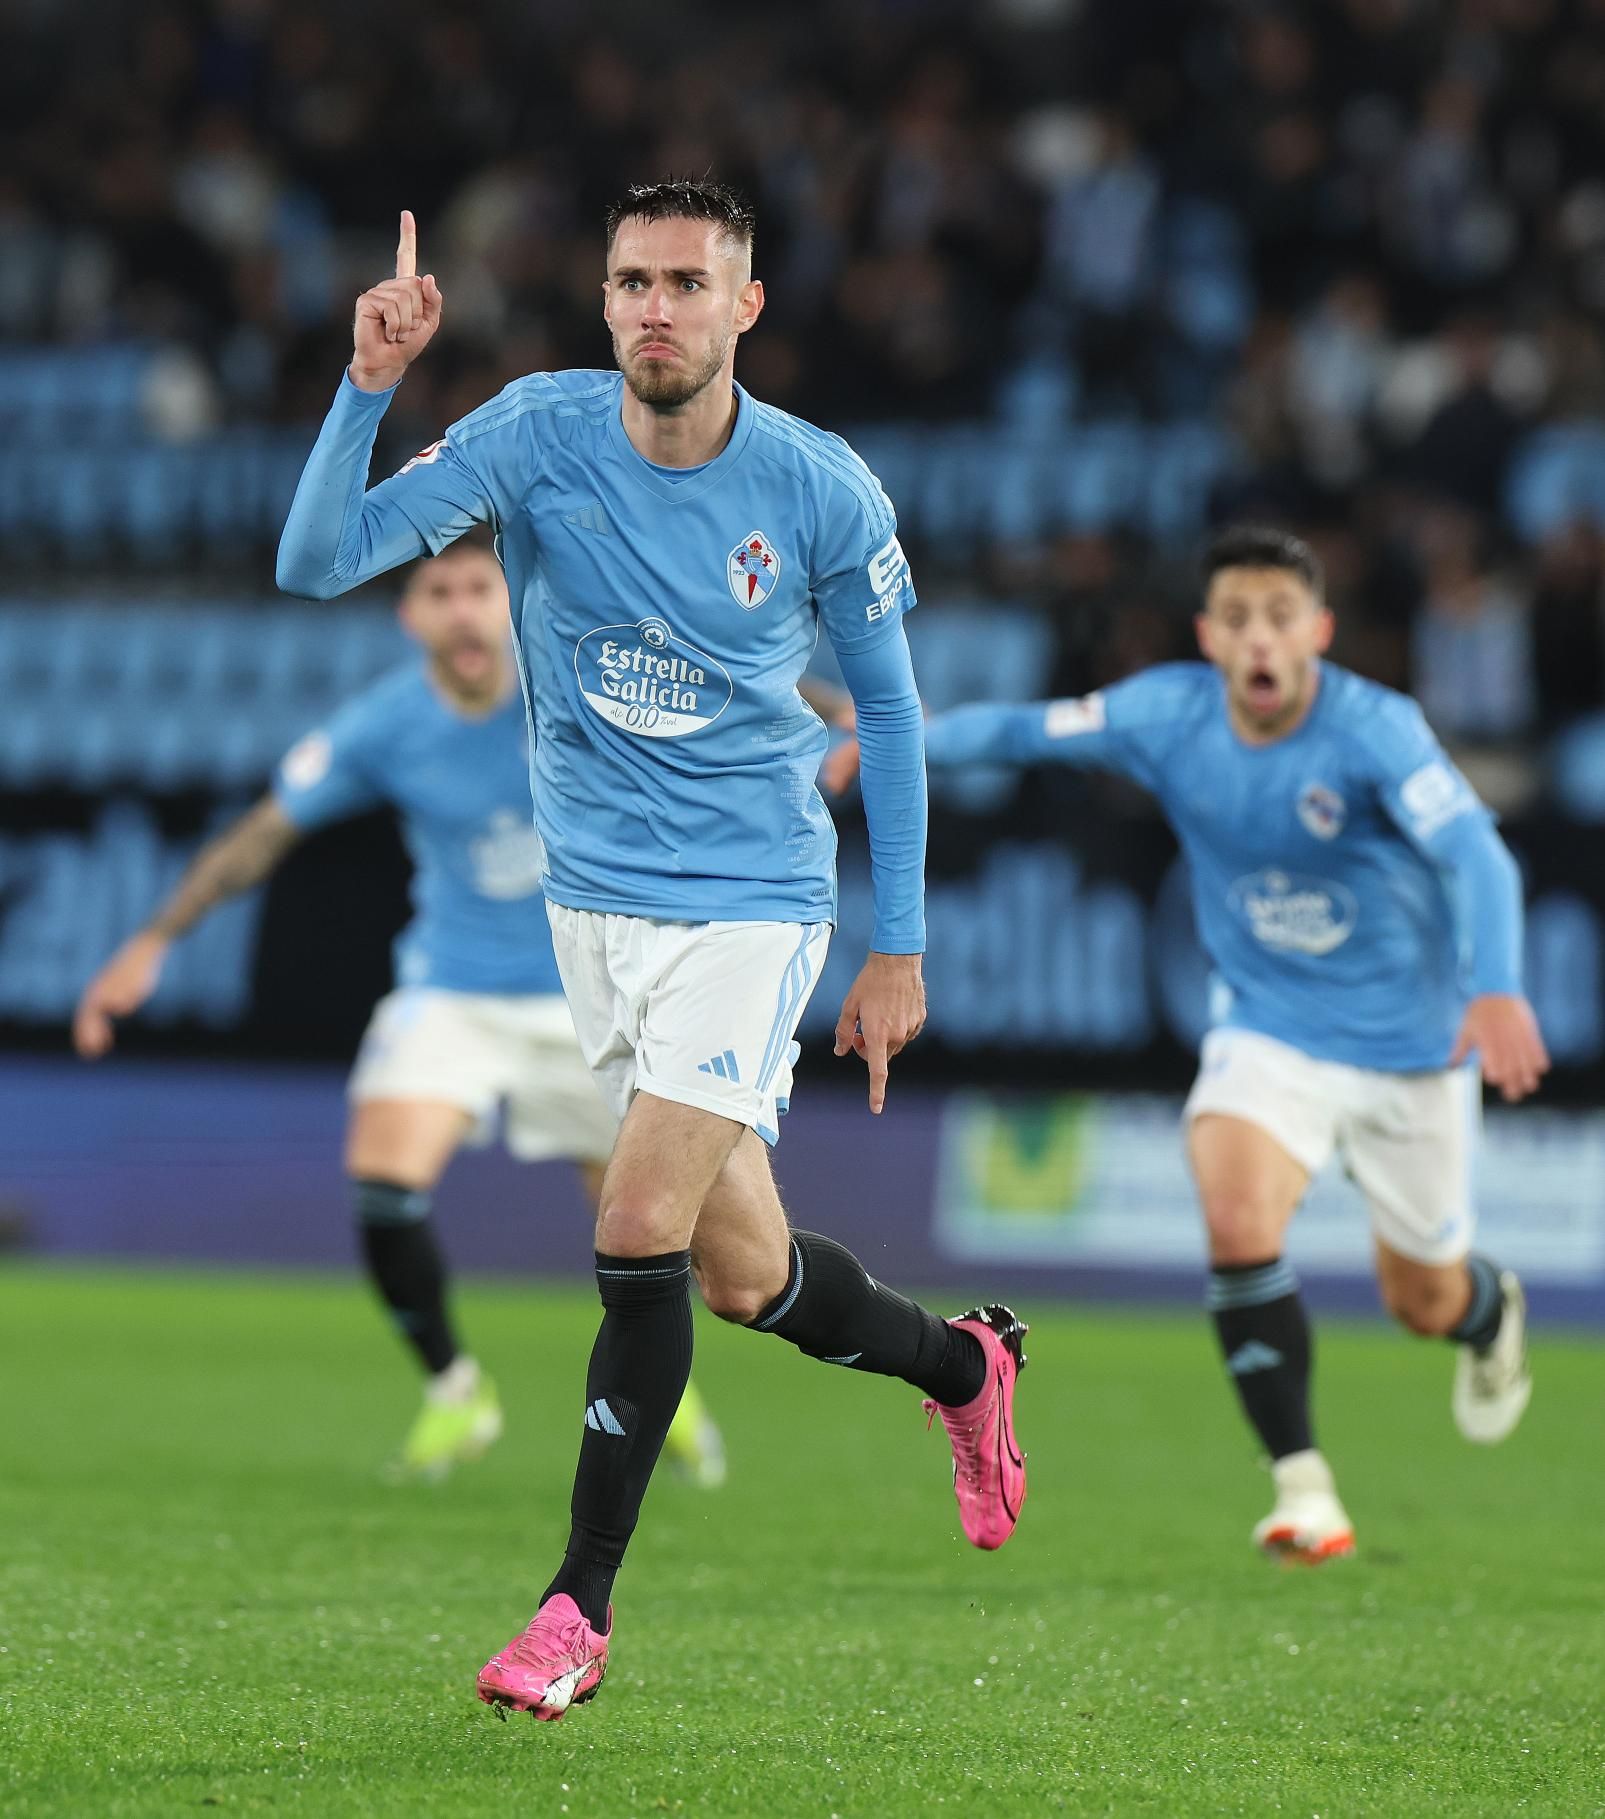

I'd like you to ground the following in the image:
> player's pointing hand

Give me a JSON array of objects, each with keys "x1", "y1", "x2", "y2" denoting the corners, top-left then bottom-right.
[
  {"x1": 350, "y1": 209, "x2": 444, "y2": 394},
  {"x1": 835, "y1": 951, "x2": 928, "y2": 1114}
]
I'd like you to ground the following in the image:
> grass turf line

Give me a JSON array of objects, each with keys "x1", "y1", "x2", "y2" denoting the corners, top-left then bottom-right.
[{"x1": 1, "y1": 1266, "x2": 1601, "y2": 1818}]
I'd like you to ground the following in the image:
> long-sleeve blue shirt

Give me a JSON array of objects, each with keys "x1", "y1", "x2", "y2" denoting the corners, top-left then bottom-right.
[
  {"x1": 924, "y1": 662, "x2": 1525, "y2": 1071},
  {"x1": 278, "y1": 371, "x2": 926, "y2": 951}
]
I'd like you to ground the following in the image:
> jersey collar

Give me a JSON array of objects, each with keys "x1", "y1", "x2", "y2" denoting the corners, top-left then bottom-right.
[{"x1": 605, "y1": 377, "x2": 757, "y2": 504}]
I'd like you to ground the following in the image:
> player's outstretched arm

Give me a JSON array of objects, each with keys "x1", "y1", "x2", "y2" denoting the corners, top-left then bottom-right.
[
  {"x1": 822, "y1": 695, "x2": 1142, "y2": 796},
  {"x1": 277, "y1": 212, "x2": 485, "y2": 601},
  {"x1": 73, "y1": 797, "x2": 300, "y2": 1058}
]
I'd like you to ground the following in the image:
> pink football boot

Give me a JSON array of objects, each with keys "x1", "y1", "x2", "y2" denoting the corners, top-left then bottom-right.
[
  {"x1": 476, "y1": 1594, "x2": 610, "y2": 1721},
  {"x1": 924, "y1": 1305, "x2": 1029, "y2": 1550}
]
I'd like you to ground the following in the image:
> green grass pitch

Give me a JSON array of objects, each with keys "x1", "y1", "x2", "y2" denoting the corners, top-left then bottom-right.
[{"x1": 1, "y1": 1266, "x2": 1601, "y2": 1818}]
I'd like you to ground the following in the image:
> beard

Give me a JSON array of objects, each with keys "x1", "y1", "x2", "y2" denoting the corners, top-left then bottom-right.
[
  {"x1": 442, "y1": 638, "x2": 496, "y2": 683},
  {"x1": 615, "y1": 326, "x2": 731, "y2": 409}
]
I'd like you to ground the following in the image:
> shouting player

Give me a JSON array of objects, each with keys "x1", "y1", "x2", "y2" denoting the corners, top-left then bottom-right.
[
  {"x1": 74, "y1": 534, "x2": 725, "y2": 1489},
  {"x1": 898, "y1": 525, "x2": 1544, "y2": 1562},
  {"x1": 276, "y1": 183, "x2": 1029, "y2": 1719}
]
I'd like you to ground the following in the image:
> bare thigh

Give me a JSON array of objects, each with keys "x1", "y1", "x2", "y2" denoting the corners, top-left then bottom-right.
[
  {"x1": 1187, "y1": 1113, "x2": 1309, "y2": 1265},
  {"x1": 345, "y1": 1098, "x2": 474, "y2": 1191},
  {"x1": 595, "y1": 1090, "x2": 745, "y2": 1257}
]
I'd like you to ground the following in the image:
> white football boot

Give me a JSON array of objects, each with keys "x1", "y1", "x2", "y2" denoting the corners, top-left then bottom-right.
[
  {"x1": 1453, "y1": 1270, "x2": 1532, "y2": 1445},
  {"x1": 1252, "y1": 1448, "x2": 1356, "y2": 1564}
]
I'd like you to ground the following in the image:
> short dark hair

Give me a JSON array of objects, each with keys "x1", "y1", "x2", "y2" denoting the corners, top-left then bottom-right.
[
  {"x1": 1200, "y1": 524, "x2": 1323, "y2": 598},
  {"x1": 604, "y1": 179, "x2": 756, "y2": 257}
]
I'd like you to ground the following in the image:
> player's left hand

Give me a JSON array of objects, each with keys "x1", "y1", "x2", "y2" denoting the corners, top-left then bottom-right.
[
  {"x1": 834, "y1": 951, "x2": 927, "y2": 1114},
  {"x1": 1451, "y1": 993, "x2": 1550, "y2": 1102}
]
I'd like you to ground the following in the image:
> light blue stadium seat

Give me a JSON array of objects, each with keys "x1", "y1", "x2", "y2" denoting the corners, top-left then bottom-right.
[
  {"x1": 1507, "y1": 426, "x2": 1605, "y2": 543},
  {"x1": 1163, "y1": 200, "x2": 1253, "y2": 354},
  {"x1": 117, "y1": 446, "x2": 189, "y2": 558},
  {"x1": 994, "y1": 354, "x2": 1080, "y2": 435},
  {"x1": 0, "y1": 699, "x2": 52, "y2": 787},
  {"x1": 42, "y1": 450, "x2": 108, "y2": 558},
  {"x1": 984, "y1": 443, "x2": 1057, "y2": 545},
  {"x1": 1053, "y1": 423, "x2": 1147, "y2": 531},
  {"x1": 910, "y1": 431, "x2": 997, "y2": 550},
  {"x1": 142, "y1": 709, "x2": 199, "y2": 790},
  {"x1": 1145, "y1": 422, "x2": 1233, "y2": 539},
  {"x1": 0, "y1": 346, "x2": 152, "y2": 447},
  {"x1": 1550, "y1": 713, "x2": 1605, "y2": 821}
]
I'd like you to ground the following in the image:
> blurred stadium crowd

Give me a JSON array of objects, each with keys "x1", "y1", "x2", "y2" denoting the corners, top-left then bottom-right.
[{"x1": 4, "y1": 0, "x2": 1605, "y2": 796}]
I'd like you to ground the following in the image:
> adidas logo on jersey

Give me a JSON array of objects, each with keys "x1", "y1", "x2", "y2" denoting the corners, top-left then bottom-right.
[
  {"x1": 564, "y1": 502, "x2": 610, "y2": 536},
  {"x1": 696, "y1": 1049, "x2": 742, "y2": 1083}
]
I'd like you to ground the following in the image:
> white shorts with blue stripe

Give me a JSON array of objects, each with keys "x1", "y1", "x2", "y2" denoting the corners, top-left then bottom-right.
[
  {"x1": 1184, "y1": 1027, "x2": 1481, "y2": 1266},
  {"x1": 545, "y1": 904, "x2": 831, "y2": 1146}
]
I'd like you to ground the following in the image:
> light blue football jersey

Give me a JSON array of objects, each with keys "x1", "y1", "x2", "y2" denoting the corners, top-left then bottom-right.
[
  {"x1": 273, "y1": 665, "x2": 562, "y2": 996},
  {"x1": 278, "y1": 371, "x2": 924, "y2": 947},
  {"x1": 924, "y1": 662, "x2": 1525, "y2": 1072}
]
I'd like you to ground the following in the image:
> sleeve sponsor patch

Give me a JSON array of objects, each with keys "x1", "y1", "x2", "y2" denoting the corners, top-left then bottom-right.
[
  {"x1": 864, "y1": 533, "x2": 911, "y2": 622},
  {"x1": 280, "y1": 730, "x2": 333, "y2": 791},
  {"x1": 1044, "y1": 693, "x2": 1107, "y2": 740},
  {"x1": 1399, "y1": 759, "x2": 1473, "y2": 839}
]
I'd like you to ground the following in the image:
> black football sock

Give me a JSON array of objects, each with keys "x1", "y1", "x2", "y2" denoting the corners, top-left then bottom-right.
[
  {"x1": 1448, "y1": 1253, "x2": 1505, "y2": 1350},
  {"x1": 1208, "y1": 1257, "x2": 1314, "y2": 1461},
  {"x1": 750, "y1": 1231, "x2": 987, "y2": 1407},
  {"x1": 544, "y1": 1250, "x2": 693, "y2": 1633},
  {"x1": 353, "y1": 1179, "x2": 458, "y2": 1376}
]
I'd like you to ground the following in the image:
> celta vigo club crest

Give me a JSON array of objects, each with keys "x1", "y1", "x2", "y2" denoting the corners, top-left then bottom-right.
[
  {"x1": 1296, "y1": 781, "x2": 1347, "y2": 841},
  {"x1": 728, "y1": 530, "x2": 780, "y2": 609}
]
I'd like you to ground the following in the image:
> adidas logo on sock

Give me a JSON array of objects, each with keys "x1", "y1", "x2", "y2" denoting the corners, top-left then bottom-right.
[
  {"x1": 1226, "y1": 1340, "x2": 1284, "y2": 1376},
  {"x1": 695, "y1": 1049, "x2": 741, "y2": 1083},
  {"x1": 583, "y1": 1398, "x2": 626, "y2": 1435},
  {"x1": 563, "y1": 501, "x2": 610, "y2": 536}
]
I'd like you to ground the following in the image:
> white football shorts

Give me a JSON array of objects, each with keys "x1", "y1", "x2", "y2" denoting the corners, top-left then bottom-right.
[
  {"x1": 546, "y1": 904, "x2": 832, "y2": 1144},
  {"x1": 1184, "y1": 1026, "x2": 1480, "y2": 1266},
  {"x1": 349, "y1": 988, "x2": 617, "y2": 1164}
]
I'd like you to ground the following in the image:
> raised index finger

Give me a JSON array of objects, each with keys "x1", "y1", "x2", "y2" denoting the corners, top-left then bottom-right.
[
  {"x1": 867, "y1": 1032, "x2": 890, "y2": 1115},
  {"x1": 396, "y1": 209, "x2": 417, "y2": 280}
]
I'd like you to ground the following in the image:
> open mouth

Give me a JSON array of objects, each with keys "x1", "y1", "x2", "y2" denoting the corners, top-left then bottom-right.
[{"x1": 1245, "y1": 668, "x2": 1280, "y2": 713}]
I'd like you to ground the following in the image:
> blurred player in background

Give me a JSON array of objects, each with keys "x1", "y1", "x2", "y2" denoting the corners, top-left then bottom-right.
[
  {"x1": 276, "y1": 181, "x2": 1029, "y2": 1722},
  {"x1": 846, "y1": 524, "x2": 1546, "y2": 1564},
  {"x1": 74, "y1": 533, "x2": 726, "y2": 1490}
]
